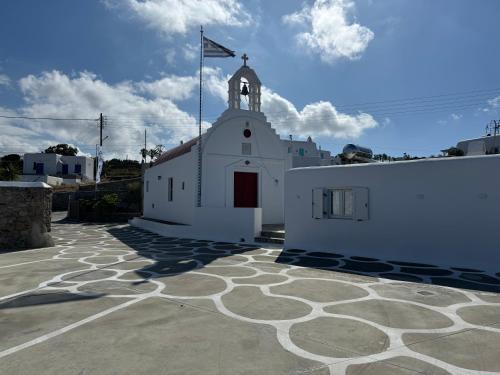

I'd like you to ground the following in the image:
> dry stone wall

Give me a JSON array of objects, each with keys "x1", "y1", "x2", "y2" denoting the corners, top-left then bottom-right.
[{"x1": 0, "y1": 182, "x2": 54, "y2": 250}]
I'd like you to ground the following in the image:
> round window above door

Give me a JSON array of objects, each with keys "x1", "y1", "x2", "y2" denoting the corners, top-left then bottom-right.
[{"x1": 243, "y1": 129, "x2": 252, "y2": 138}]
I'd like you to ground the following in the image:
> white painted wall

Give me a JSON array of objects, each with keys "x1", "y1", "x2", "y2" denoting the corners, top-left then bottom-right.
[
  {"x1": 202, "y1": 109, "x2": 285, "y2": 224},
  {"x1": 23, "y1": 153, "x2": 60, "y2": 175},
  {"x1": 20, "y1": 175, "x2": 63, "y2": 186},
  {"x1": 131, "y1": 207, "x2": 261, "y2": 244},
  {"x1": 0, "y1": 181, "x2": 51, "y2": 188},
  {"x1": 143, "y1": 150, "x2": 196, "y2": 225},
  {"x1": 61, "y1": 155, "x2": 94, "y2": 181},
  {"x1": 457, "y1": 136, "x2": 500, "y2": 155},
  {"x1": 285, "y1": 155, "x2": 500, "y2": 271}
]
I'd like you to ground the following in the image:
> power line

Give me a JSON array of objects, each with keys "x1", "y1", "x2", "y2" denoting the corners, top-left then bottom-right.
[
  {"x1": 0, "y1": 89, "x2": 497, "y2": 127},
  {"x1": 0, "y1": 114, "x2": 98, "y2": 121}
]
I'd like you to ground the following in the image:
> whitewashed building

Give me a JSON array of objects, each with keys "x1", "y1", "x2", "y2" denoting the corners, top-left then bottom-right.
[
  {"x1": 284, "y1": 137, "x2": 337, "y2": 169},
  {"x1": 456, "y1": 135, "x2": 500, "y2": 156},
  {"x1": 284, "y1": 155, "x2": 500, "y2": 271},
  {"x1": 142, "y1": 59, "x2": 332, "y2": 230},
  {"x1": 22, "y1": 153, "x2": 94, "y2": 184}
]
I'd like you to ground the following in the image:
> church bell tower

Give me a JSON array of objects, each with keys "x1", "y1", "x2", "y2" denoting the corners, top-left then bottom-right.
[{"x1": 228, "y1": 53, "x2": 261, "y2": 112}]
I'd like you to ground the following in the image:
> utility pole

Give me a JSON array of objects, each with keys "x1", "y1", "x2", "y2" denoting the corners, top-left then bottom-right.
[{"x1": 99, "y1": 113, "x2": 104, "y2": 147}]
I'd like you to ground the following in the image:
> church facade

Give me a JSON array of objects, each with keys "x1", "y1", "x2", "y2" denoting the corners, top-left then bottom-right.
[{"x1": 143, "y1": 57, "x2": 333, "y2": 226}]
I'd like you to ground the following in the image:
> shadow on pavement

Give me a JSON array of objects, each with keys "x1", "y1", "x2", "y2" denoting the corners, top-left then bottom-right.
[
  {"x1": 0, "y1": 292, "x2": 103, "y2": 310},
  {"x1": 106, "y1": 226, "x2": 261, "y2": 281},
  {"x1": 276, "y1": 248, "x2": 500, "y2": 293}
]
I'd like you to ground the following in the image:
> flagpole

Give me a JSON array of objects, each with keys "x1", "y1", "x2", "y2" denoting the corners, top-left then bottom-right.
[{"x1": 197, "y1": 25, "x2": 203, "y2": 208}]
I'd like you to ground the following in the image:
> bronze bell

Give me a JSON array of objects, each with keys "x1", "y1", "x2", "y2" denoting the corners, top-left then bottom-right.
[{"x1": 240, "y1": 82, "x2": 249, "y2": 96}]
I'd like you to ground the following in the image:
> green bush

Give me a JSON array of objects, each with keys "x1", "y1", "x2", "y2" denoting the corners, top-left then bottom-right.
[
  {"x1": 0, "y1": 162, "x2": 20, "y2": 181},
  {"x1": 96, "y1": 193, "x2": 119, "y2": 213},
  {"x1": 78, "y1": 193, "x2": 120, "y2": 219}
]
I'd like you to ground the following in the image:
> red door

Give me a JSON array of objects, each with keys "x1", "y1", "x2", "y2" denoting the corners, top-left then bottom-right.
[{"x1": 234, "y1": 172, "x2": 258, "y2": 208}]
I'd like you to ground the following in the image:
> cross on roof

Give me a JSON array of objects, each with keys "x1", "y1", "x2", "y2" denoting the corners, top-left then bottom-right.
[{"x1": 241, "y1": 53, "x2": 249, "y2": 67}]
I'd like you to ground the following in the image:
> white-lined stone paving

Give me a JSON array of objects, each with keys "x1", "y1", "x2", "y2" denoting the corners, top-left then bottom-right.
[{"x1": 1, "y1": 220, "x2": 500, "y2": 374}]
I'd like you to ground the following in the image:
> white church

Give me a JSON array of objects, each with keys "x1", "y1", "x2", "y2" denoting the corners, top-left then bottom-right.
[{"x1": 142, "y1": 55, "x2": 334, "y2": 230}]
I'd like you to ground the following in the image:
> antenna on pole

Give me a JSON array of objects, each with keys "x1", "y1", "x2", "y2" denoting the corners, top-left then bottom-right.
[{"x1": 493, "y1": 120, "x2": 500, "y2": 154}]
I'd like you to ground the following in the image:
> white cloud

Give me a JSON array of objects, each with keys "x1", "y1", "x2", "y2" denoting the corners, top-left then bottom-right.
[
  {"x1": 164, "y1": 49, "x2": 176, "y2": 65},
  {"x1": 205, "y1": 69, "x2": 378, "y2": 138},
  {"x1": 183, "y1": 43, "x2": 198, "y2": 61},
  {"x1": 451, "y1": 113, "x2": 462, "y2": 120},
  {"x1": 283, "y1": 0, "x2": 374, "y2": 62},
  {"x1": 2, "y1": 67, "x2": 377, "y2": 159},
  {"x1": 488, "y1": 96, "x2": 500, "y2": 108},
  {"x1": 261, "y1": 88, "x2": 377, "y2": 138},
  {"x1": 0, "y1": 73, "x2": 10, "y2": 87},
  {"x1": 105, "y1": 0, "x2": 250, "y2": 35},
  {"x1": 0, "y1": 70, "x2": 204, "y2": 159},
  {"x1": 136, "y1": 74, "x2": 198, "y2": 100}
]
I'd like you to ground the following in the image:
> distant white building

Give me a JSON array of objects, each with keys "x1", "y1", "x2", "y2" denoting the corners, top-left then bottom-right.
[
  {"x1": 283, "y1": 136, "x2": 337, "y2": 169},
  {"x1": 143, "y1": 58, "x2": 334, "y2": 226},
  {"x1": 456, "y1": 135, "x2": 500, "y2": 156},
  {"x1": 22, "y1": 153, "x2": 94, "y2": 184}
]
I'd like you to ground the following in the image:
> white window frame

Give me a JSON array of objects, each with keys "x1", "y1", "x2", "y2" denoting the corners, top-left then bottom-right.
[
  {"x1": 312, "y1": 187, "x2": 369, "y2": 221},
  {"x1": 328, "y1": 188, "x2": 354, "y2": 219}
]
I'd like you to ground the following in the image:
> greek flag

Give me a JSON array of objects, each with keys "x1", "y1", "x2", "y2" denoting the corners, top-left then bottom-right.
[{"x1": 203, "y1": 37, "x2": 235, "y2": 58}]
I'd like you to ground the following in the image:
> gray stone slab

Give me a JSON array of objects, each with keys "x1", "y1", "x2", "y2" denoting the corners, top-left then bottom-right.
[
  {"x1": 77, "y1": 280, "x2": 157, "y2": 295},
  {"x1": 290, "y1": 316, "x2": 389, "y2": 358},
  {"x1": 456, "y1": 305, "x2": 500, "y2": 326},
  {"x1": 222, "y1": 286, "x2": 311, "y2": 320},
  {"x1": 325, "y1": 300, "x2": 453, "y2": 329},
  {"x1": 403, "y1": 329, "x2": 500, "y2": 372},
  {"x1": 161, "y1": 273, "x2": 227, "y2": 297},
  {"x1": 271, "y1": 279, "x2": 368, "y2": 303},
  {"x1": 474, "y1": 292, "x2": 500, "y2": 303},
  {"x1": 346, "y1": 356, "x2": 451, "y2": 375},
  {"x1": 371, "y1": 282, "x2": 470, "y2": 307}
]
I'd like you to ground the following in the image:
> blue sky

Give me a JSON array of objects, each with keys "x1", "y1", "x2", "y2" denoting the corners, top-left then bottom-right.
[{"x1": 0, "y1": 0, "x2": 499, "y2": 159}]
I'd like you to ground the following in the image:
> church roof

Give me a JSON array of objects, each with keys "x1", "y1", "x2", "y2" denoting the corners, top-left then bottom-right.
[{"x1": 153, "y1": 137, "x2": 198, "y2": 166}]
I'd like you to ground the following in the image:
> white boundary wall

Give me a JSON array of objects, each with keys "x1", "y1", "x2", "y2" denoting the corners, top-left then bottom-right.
[
  {"x1": 21, "y1": 175, "x2": 64, "y2": 186},
  {"x1": 131, "y1": 207, "x2": 262, "y2": 244},
  {"x1": 285, "y1": 155, "x2": 500, "y2": 272}
]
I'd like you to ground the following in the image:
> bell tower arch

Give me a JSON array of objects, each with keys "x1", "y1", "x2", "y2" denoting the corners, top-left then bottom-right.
[{"x1": 228, "y1": 53, "x2": 261, "y2": 112}]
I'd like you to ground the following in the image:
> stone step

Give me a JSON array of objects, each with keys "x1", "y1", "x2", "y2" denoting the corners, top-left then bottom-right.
[
  {"x1": 254, "y1": 236, "x2": 285, "y2": 245},
  {"x1": 260, "y1": 230, "x2": 285, "y2": 239}
]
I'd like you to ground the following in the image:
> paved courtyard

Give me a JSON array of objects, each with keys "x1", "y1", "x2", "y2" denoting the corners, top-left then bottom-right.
[{"x1": 1, "y1": 215, "x2": 500, "y2": 374}]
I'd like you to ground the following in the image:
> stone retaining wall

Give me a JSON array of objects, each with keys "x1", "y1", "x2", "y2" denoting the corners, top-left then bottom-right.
[
  {"x1": 52, "y1": 191, "x2": 74, "y2": 211},
  {"x1": 0, "y1": 182, "x2": 54, "y2": 250}
]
